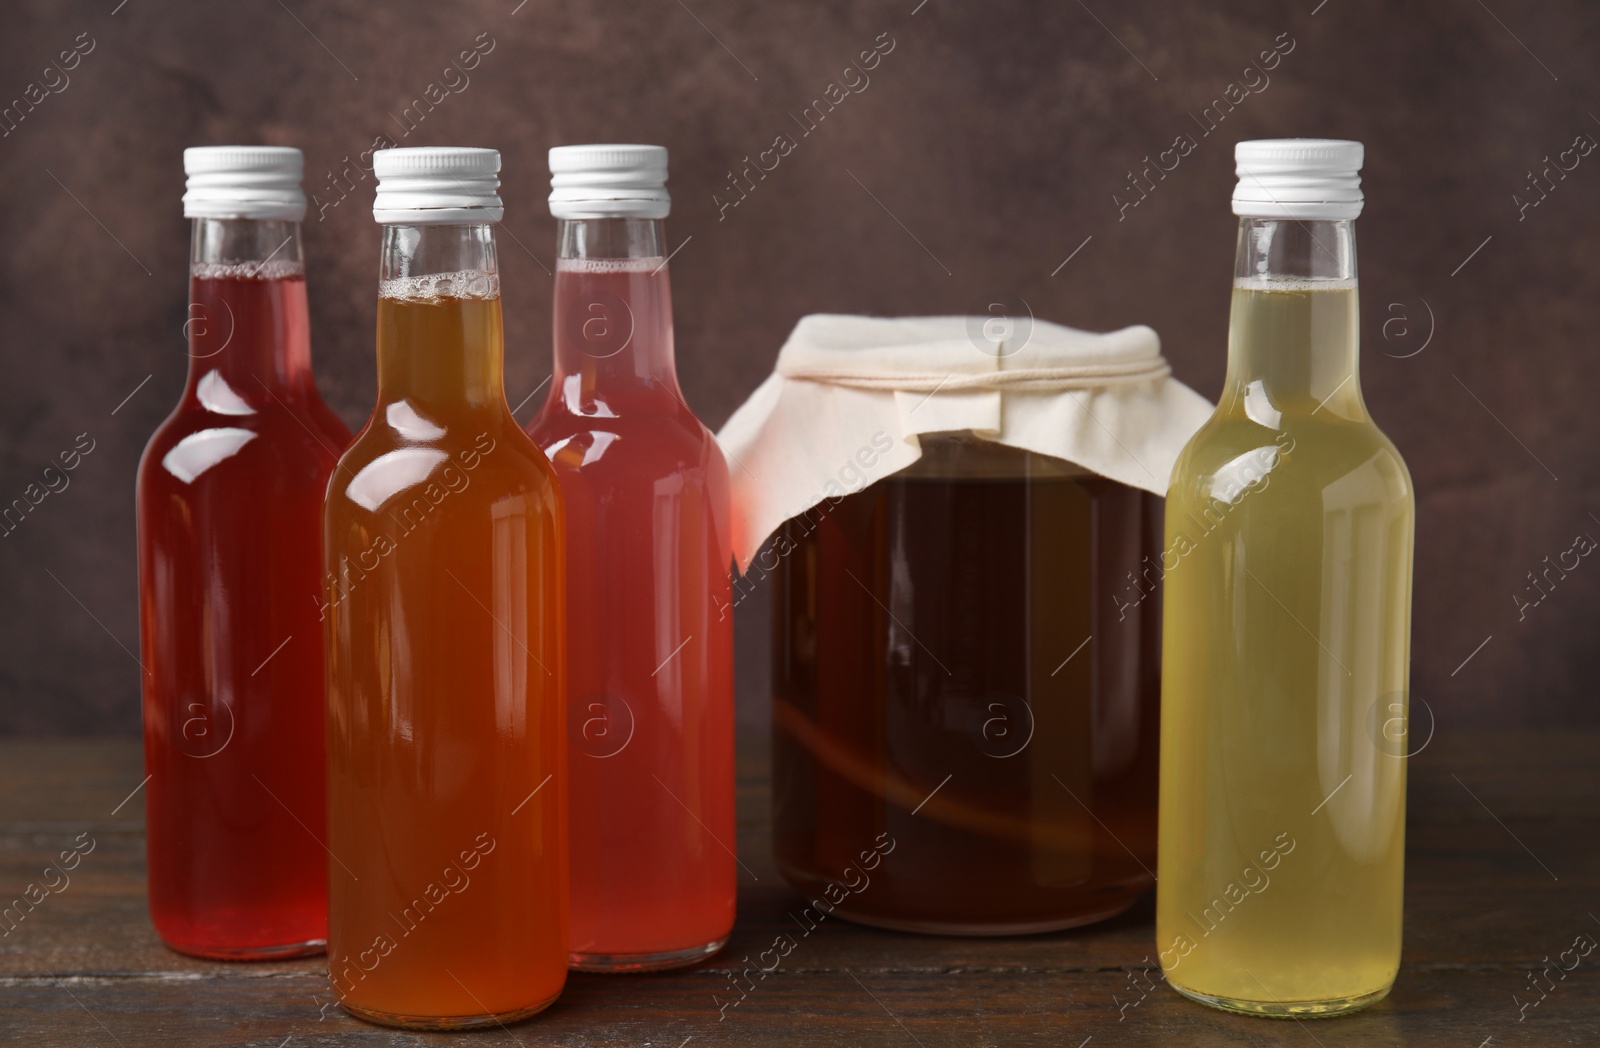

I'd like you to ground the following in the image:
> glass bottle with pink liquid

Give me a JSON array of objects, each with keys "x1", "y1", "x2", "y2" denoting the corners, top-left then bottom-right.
[{"x1": 528, "y1": 144, "x2": 736, "y2": 971}]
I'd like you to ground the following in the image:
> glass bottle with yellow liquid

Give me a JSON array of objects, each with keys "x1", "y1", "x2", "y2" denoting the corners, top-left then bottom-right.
[
  {"x1": 1157, "y1": 140, "x2": 1414, "y2": 1017},
  {"x1": 323, "y1": 148, "x2": 567, "y2": 1029}
]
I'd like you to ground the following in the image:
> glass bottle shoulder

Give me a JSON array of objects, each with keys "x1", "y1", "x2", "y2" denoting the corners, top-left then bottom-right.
[
  {"x1": 330, "y1": 403, "x2": 559, "y2": 527},
  {"x1": 138, "y1": 379, "x2": 348, "y2": 496},
  {"x1": 530, "y1": 386, "x2": 726, "y2": 488},
  {"x1": 1169, "y1": 404, "x2": 1413, "y2": 517}
]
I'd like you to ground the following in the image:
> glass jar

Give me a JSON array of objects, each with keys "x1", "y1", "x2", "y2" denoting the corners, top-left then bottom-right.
[{"x1": 770, "y1": 434, "x2": 1162, "y2": 934}]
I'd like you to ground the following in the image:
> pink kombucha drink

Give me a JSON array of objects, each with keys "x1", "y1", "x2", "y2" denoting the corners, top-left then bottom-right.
[{"x1": 528, "y1": 145, "x2": 735, "y2": 971}]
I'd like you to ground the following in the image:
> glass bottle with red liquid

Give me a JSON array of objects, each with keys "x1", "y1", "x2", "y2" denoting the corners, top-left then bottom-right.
[
  {"x1": 137, "y1": 146, "x2": 349, "y2": 958},
  {"x1": 529, "y1": 144, "x2": 735, "y2": 970},
  {"x1": 324, "y1": 148, "x2": 567, "y2": 1028}
]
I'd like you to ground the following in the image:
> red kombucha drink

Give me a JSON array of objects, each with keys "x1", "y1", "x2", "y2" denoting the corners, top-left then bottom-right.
[
  {"x1": 529, "y1": 145, "x2": 736, "y2": 971},
  {"x1": 137, "y1": 147, "x2": 348, "y2": 958}
]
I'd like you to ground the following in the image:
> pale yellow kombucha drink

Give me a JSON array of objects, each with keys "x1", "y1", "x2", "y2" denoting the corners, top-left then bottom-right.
[{"x1": 1157, "y1": 140, "x2": 1414, "y2": 1018}]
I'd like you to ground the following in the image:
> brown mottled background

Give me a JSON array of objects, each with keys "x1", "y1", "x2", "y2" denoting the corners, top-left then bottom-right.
[{"x1": 0, "y1": 0, "x2": 1595, "y2": 735}]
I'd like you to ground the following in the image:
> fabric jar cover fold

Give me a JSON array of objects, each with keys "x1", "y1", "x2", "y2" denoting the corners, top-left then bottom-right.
[{"x1": 716, "y1": 313, "x2": 1214, "y2": 572}]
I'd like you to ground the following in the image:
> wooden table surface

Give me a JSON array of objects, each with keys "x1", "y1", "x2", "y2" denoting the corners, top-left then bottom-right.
[{"x1": 2, "y1": 732, "x2": 1596, "y2": 1047}]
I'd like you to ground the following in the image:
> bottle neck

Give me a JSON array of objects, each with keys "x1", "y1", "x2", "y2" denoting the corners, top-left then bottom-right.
[
  {"x1": 376, "y1": 223, "x2": 506, "y2": 415},
  {"x1": 185, "y1": 218, "x2": 313, "y2": 401},
  {"x1": 552, "y1": 218, "x2": 679, "y2": 409},
  {"x1": 1222, "y1": 217, "x2": 1364, "y2": 421}
]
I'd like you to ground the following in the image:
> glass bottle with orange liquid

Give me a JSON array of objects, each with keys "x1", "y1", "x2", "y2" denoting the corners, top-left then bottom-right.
[
  {"x1": 323, "y1": 148, "x2": 567, "y2": 1028},
  {"x1": 528, "y1": 144, "x2": 735, "y2": 970},
  {"x1": 137, "y1": 146, "x2": 348, "y2": 959}
]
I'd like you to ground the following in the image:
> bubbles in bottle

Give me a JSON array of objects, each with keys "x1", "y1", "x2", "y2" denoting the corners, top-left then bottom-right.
[
  {"x1": 379, "y1": 269, "x2": 501, "y2": 303},
  {"x1": 1234, "y1": 276, "x2": 1357, "y2": 292},
  {"x1": 554, "y1": 257, "x2": 665, "y2": 274},
  {"x1": 190, "y1": 260, "x2": 304, "y2": 281}
]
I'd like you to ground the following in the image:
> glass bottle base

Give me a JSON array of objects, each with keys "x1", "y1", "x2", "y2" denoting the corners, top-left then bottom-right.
[
  {"x1": 1170, "y1": 979, "x2": 1392, "y2": 1018},
  {"x1": 161, "y1": 936, "x2": 326, "y2": 962},
  {"x1": 340, "y1": 988, "x2": 562, "y2": 1031},
  {"x1": 570, "y1": 936, "x2": 728, "y2": 973}
]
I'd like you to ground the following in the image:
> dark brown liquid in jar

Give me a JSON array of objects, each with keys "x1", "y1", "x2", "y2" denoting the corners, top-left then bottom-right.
[{"x1": 771, "y1": 437, "x2": 1160, "y2": 933}]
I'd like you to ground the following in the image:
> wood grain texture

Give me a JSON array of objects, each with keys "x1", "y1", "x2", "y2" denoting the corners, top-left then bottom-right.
[{"x1": 2, "y1": 732, "x2": 1597, "y2": 1045}]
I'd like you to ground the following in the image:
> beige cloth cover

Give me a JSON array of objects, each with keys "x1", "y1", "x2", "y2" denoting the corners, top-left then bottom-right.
[{"x1": 717, "y1": 314, "x2": 1214, "y2": 571}]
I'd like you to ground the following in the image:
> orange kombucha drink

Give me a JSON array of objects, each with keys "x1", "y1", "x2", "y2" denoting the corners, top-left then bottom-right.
[{"x1": 323, "y1": 148, "x2": 566, "y2": 1029}]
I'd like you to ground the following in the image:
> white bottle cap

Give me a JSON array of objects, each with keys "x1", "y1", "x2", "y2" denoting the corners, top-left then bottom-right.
[
  {"x1": 372, "y1": 147, "x2": 503, "y2": 225},
  {"x1": 1233, "y1": 139, "x2": 1364, "y2": 221},
  {"x1": 183, "y1": 146, "x2": 307, "y2": 221},
  {"x1": 549, "y1": 144, "x2": 670, "y2": 219}
]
